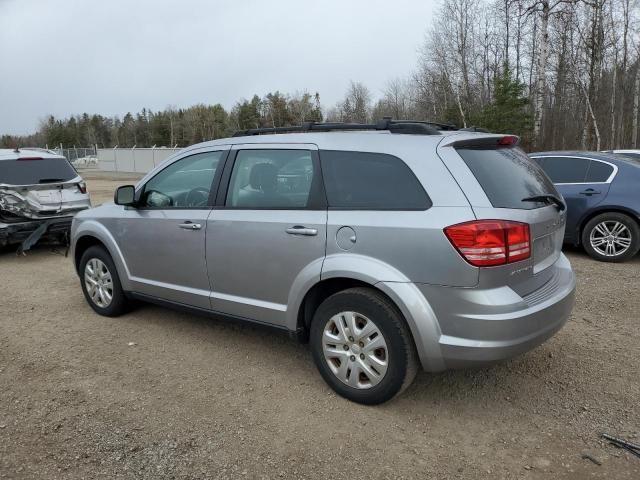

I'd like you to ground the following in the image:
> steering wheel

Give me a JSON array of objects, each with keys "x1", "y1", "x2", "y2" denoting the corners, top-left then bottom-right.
[{"x1": 185, "y1": 187, "x2": 210, "y2": 207}]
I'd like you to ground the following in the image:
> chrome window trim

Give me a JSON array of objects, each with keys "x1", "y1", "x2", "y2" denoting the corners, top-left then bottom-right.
[{"x1": 530, "y1": 155, "x2": 618, "y2": 185}]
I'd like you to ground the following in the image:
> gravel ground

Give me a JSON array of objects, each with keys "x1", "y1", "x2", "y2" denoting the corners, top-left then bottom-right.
[{"x1": 0, "y1": 172, "x2": 638, "y2": 479}]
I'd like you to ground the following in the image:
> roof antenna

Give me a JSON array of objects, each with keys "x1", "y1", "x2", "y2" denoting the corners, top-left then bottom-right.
[{"x1": 14, "y1": 146, "x2": 20, "y2": 153}]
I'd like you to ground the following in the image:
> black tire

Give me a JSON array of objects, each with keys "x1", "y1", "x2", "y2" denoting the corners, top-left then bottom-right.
[
  {"x1": 310, "y1": 287, "x2": 418, "y2": 405},
  {"x1": 79, "y1": 245, "x2": 128, "y2": 317},
  {"x1": 581, "y1": 212, "x2": 640, "y2": 263}
]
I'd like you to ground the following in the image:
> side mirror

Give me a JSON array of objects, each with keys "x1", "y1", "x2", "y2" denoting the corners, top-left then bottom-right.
[{"x1": 114, "y1": 185, "x2": 136, "y2": 206}]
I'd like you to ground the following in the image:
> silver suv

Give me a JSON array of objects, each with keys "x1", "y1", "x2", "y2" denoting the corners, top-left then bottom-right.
[
  {"x1": 1, "y1": 149, "x2": 90, "y2": 252},
  {"x1": 70, "y1": 121, "x2": 576, "y2": 404}
]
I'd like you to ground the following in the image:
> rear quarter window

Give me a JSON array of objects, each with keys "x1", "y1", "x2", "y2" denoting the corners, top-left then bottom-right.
[
  {"x1": 319, "y1": 150, "x2": 431, "y2": 210},
  {"x1": 585, "y1": 160, "x2": 614, "y2": 182},
  {"x1": 0, "y1": 158, "x2": 77, "y2": 185},
  {"x1": 457, "y1": 148, "x2": 559, "y2": 210}
]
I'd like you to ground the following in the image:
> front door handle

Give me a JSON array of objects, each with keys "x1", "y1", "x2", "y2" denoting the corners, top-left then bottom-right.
[
  {"x1": 286, "y1": 226, "x2": 318, "y2": 236},
  {"x1": 579, "y1": 189, "x2": 601, "y2": 196},
  {"x1": 179, "y1": 221, "x2": 202, "y2": 230}
]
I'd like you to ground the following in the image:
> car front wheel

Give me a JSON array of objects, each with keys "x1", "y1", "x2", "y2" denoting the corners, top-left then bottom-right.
[
  {"x1": 310, "y1": 287, "x2": 418, "y2": 405},
  {"x1": 79, "y1": 245, "x2": 128, "y2": 316},
  {"x1": 582, "y1": 212, "x2": 640, "y2": 262}
]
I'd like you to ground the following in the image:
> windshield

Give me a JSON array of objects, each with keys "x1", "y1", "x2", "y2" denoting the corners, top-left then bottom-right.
[
  {"x1": 0, "y1": 158, "x2": 78, "y2": 185},
  {"x1": 456, "y1": 147, "x2": 560, "y2": 210}
]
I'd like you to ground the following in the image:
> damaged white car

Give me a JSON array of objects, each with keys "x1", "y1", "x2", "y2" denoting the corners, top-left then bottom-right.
[{"x1": 0, "y1": 149, "x2": 91, "y2": 252}]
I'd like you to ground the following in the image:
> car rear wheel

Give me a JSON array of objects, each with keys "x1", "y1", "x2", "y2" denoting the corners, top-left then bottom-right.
[
  {"x1": 582, "y1": 212, "x2": 640, "y2": 262},
  {"x1": 79, "y1": 245, "x2": 128, "y2": 316},
  {"x1": 310, "y1": 287, "x2": 418, "y2": 405}
]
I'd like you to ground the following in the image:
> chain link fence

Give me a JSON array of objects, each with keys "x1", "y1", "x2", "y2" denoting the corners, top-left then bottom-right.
[
  {"x1": 96, "y1": 147, "x2": 182, "y2": 173},
  {"x1": 49, "y1": 146, "x2": 98, "y2": 166},
  {"x1": 46, "y1": 146, "x2": 181, "y2": 173}
]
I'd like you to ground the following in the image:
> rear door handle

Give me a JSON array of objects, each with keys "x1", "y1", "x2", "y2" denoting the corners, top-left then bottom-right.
[
  {"x1": 179, "y1": 221, "x2": 202, "y2": 230},
  {"x1": 579, "y1": 189, "x2": 601, "y2": 196},
  {"x1": 286, "y1": 226, "x2": 318, "y2": 236}
]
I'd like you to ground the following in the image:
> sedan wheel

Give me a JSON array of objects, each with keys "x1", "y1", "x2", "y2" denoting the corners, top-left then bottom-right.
[
  {"x1": 582, "y1": 213, "x2": 640, "y2": 263},
  {"x1": 589, "y1": 221, "x2": 632, "y2": 257}
]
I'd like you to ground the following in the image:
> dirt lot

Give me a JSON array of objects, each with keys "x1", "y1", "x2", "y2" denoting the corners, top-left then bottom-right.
[{"x1": 1, "y1": 171, "x2": 639, "y2": 479}]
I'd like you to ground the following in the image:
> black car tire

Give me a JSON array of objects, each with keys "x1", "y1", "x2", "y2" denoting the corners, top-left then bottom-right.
[
  {"x1": 79, "y1": 245, "x2": 129, "y2": 316},
  {"x1": 310, "y1": 287, "x2": 418, "y2": 405},
  {"x1": 582, "y1": 212, "x2": 640, "y2": 262}
]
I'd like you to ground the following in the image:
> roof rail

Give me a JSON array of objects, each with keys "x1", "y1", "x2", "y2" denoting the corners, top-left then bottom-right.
[{"x1": 232, "y1": 118, "x2": 446, "y2": 137}]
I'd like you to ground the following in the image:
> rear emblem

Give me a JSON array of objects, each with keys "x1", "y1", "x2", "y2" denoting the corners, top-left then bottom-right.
[{"x1": 510, "y1": 265, "x2": 532, "y2": 276}]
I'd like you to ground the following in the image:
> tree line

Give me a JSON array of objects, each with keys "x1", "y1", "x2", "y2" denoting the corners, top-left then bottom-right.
[{"x1": 2, "y1": 0, "x2": 639, "y2": 152}]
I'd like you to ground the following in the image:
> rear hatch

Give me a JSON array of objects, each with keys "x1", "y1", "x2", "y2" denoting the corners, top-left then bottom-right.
[
  {"x1": 438, "y1": 135, "x2": 566, "y2": 297},
  {"x1": 0, "y1": 155, "x2": 89, "y2": 221}
]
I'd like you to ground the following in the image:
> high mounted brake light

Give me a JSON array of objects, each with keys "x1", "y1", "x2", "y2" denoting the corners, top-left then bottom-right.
[
  {"x1": 497, "y1": 135, "x2": 519, "y2": 146},
  {"x1": 17, "y1": 156, "x2": 43, "y2": 160},
  {"x1": 443, "y1": 135, "x2": 521, "y2": 149},
  {"x1": 444, "y1": 220, "x2": 531, "y2": 267}
]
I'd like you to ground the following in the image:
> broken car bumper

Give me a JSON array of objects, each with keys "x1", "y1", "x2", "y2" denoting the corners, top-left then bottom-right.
[{"x1": 0, "y1": 217, "x2": 73, "y2": 247}]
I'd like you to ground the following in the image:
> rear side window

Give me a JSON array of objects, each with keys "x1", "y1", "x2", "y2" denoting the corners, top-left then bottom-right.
[
  {"x1": 457, "y1": 148, "x2": 559, "y2": 210},
  {"x1": 320, "y1": 150, "x2": 431, "y2": 210},
  {"x1": 585, "y1": 160, "x2": 614, "y2": 182},
  {"x1": 226, "y1": 149, "x2": 316, "y2": 208},
  {"x1": 537, "y1": 156, "x2": 589, "y2": 183},
  {"x1": 0, "y1": 158, "x2": 77, "y2": 185}
]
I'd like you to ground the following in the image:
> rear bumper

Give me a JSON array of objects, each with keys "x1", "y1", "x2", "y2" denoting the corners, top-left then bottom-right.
[
  {"x1": 411, "y1": 253, "x2": 576, "y2": 370},
  {"x1": 0, "y1": 217, "x2": 73, "y2": 246}
]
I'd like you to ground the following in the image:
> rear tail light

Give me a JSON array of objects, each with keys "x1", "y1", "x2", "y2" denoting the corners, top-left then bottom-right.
[
  {"x1": 444, "y1": 220, "x2": 530, "y2": 267},
  {"x1": 77, "y1": 182, "x2": 87, "y2": 194}
]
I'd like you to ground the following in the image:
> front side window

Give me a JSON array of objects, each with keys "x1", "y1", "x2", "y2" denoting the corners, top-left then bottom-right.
[
  {"x1": 226, "y1": 150, "x2": 314, "y2": 208},
  {"x1": 141, "y1": 151, "x2": 222, "y2": 208},
  {"x1": 320, "y1": 150, "x2": 431, "y2": 210},
  {"x1": 538, "y1": 156, "x2": 589, "y2": 183}
]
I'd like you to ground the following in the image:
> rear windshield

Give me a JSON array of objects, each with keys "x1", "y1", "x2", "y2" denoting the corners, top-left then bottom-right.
[
  {"x1": 0, "y1": 158, "x2": 78, "y2": 185},
  {"x1": 456, "y1": 147, "x2": 559, "y2": 209}
]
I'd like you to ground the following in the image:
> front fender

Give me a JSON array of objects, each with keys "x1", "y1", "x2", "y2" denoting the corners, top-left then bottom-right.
[{"x1": 71, "y1": 219, "x2": 132, "y2": 291}]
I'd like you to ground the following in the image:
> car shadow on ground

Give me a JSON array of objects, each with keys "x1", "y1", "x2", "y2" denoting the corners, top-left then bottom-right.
[{"x1": 115, "y1": 295, "x2": 570, "y2": 411}]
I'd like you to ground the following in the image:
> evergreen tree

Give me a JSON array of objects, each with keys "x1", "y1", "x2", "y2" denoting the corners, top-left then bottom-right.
[{"x1": 474, "y1": 67, "x2": 533, "y2": 139}]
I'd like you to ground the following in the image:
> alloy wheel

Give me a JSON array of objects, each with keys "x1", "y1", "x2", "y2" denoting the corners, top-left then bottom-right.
[{"x1": 589, "y1": 221, "x2": 632, "y2": 257}]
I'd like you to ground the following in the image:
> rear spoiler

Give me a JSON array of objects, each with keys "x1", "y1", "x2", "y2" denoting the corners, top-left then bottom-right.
[{"x1": 440, "y1": 134, "x2": 520, "y2": 149}]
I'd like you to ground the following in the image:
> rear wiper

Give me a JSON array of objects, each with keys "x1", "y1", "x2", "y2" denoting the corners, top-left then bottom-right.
[
  {"x1": 38, "y1": 178, "x2": 65, "y2": 184},
  {"x1": 521, "y1": 194, "x2": 566, "y2": 211}
]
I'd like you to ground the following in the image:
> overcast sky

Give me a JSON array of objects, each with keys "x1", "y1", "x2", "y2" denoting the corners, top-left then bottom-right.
[{"x1": 0, "y1": 0, "x2": 437, "y2": 135}]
